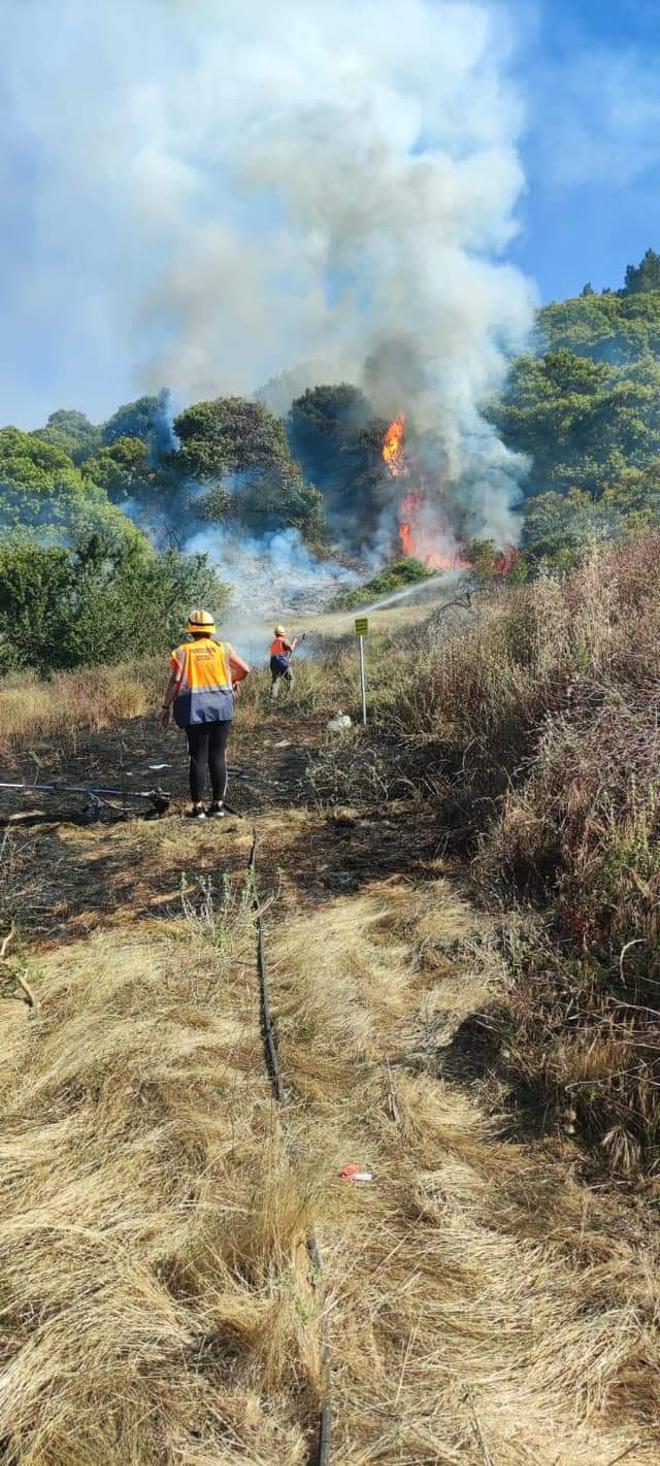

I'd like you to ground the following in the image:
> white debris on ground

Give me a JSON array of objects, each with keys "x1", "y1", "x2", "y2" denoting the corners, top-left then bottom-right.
[{"x1": 327, "y1": 712, "x2": 353, "y2": 733}]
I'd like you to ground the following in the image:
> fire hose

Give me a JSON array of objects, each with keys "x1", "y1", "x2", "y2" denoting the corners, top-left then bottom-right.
[
  {"x1": 248, "y1": 832, "x2": 332, "y2": 1466},
  {"x1": 0, "y1": 780, "x2": 171, "y2": 819}
]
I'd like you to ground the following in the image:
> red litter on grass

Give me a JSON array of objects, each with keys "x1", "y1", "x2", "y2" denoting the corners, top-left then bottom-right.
[{"x1": 339, "y1": 1164, "x2": 374, "y2": 1182}]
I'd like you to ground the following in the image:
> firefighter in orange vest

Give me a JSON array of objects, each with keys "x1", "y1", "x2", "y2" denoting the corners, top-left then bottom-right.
[
  {"x1": 160, "y1": 610, "x2": 250, "y2": 819},
  {"x1": 269, "y1": 623, "x2": 298, "y2": 700}
]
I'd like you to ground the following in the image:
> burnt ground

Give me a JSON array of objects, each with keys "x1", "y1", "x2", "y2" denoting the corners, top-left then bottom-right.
[
  {"x1": 0, "y1": 705, "x2": 321, "y2": 821},
  {"x1": 0, "y1": 705, "x2": 451, "y2": 949}
]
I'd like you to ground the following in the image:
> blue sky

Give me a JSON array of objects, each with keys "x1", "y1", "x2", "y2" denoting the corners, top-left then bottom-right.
[
  {"x1": 509, "y1": 0, "x2": 660, "y2": 299},
  {"x1": 0, "y1": 0, "x2": 659, "y2": 429}
]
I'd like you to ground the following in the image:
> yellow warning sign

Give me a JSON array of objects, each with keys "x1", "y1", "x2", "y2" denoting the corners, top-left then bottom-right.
[{"x1": 354, "y1": 617, "x2": 369, "y2": 637}]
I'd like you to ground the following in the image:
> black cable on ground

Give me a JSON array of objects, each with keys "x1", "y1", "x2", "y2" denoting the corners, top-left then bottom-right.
[{"x1": 247, "y1": 830, "x2": 332, "y2": 1466}]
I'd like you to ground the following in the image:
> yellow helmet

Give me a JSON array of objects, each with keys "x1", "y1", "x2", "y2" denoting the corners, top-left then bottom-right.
[
  {"x1": 274, "y1": 623, "x2": 286, "y2": 637},
  {"x1": 187, "y1": 608, "x2": 216, "y2": 634}
]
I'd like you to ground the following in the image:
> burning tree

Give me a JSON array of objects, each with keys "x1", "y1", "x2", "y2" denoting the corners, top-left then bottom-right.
[{"x1": 381, "y1": 413, "x2": 466, "y2": 571}]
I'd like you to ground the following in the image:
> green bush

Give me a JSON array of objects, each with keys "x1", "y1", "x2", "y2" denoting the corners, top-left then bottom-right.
[
  {"x1": 0, "y1": 536, "x2": 227, "y2": 677},
  {"x1": 336, "y1": 558, "x2": 432, "y2": 608}
]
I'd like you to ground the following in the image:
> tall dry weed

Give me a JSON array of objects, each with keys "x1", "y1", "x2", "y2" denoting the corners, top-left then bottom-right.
[{"x1": 360, "y1": 534, "x2": 660, "y2": 1171}]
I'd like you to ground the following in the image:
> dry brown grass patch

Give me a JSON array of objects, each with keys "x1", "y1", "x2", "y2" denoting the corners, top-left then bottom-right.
[
  {"x1": 266, "y1": 883, "x2": 660, "y2": 1465},
  {"x1": 0, "y1": 659, "x2": 165, "y2": 758},
  {"x1": 0, "y1": 922, "x2": 326, "y2": 1465}
]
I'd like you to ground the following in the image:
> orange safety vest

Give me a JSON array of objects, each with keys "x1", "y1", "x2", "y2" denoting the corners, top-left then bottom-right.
[{"x1": 170, "y1": 639, "x2": 234, "y2": 727}]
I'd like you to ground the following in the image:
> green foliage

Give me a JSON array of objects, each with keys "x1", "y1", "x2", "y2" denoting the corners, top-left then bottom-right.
[
  {"x1": 336, "y1": 557, "x2": 432, "y2": 608},
  {"x1": 497, "y1": 348, "x2": 660, "y2": 500},
  {"x1": 0, "y1": 426, "x2": 94, "y2": 531},
  {"x1": 624, "y1": 247, "x2": 660, "y2": 295},
  {"x1": 174, "y1": 395, "x2": 324, "y2": 540},
  {"x1": 0, "y1": 423, "x2": 160, "y2": 568},
  {"x1": 0, "y1": 534, "x2": 226, "y2": 677},
  {"x1": 287, "y1": 385, "x2": 387, "y2": 544},
  {"x1": 83, "y1": 436, "x2": 152, "y2": 503},
  {"x1": 0, "y1": 543, "x2": 76, "y2": 672},
  {"x1": 175, "y1": 397, "x2": 290, "y2": 481},
  {"x1": 102, "y1": 394, "x2": 165, "y2": 448},
  {"x1": 32, "y1": 410, "x2": 102, "y2": 464},
  {"x1": 492, "y1": 255, "x2": 660, "y2": 572},
  {"x1": 539, "y1": 288, "x2": 660, "y2": 364}
]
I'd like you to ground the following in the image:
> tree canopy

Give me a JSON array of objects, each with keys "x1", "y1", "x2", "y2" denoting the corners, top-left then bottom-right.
[
  {"x1": 174, "y1": 396, "x2": 324, "y2": 540},
  {"x1": 624, "y1": 248, "x2": 660, "y2": 296},
  {"x1": 32, "y1": 409, "x2": 102, "y2": 464},
  {"x1": 102, "y1": 394, "x2": 166, "y2": 448},
  {"x1": 287, "y1": 384, "x2": 388, "y2": 546}
]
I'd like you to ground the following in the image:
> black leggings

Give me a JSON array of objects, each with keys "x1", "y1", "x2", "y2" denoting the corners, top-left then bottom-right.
[{"x1": 185, "y1": 721, "x2": 231, "y2": 804}]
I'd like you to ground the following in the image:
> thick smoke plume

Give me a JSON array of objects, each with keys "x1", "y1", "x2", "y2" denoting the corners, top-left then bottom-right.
[{"x1": 3, "y1": 0, "x2": 535, "y2": 558}]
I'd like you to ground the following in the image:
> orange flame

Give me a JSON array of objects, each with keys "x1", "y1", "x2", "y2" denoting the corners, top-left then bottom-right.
[
  {"x1": 398, "y1": 490, "x2": 466, "y2": 571},
  {"x1": 382, "y1": 412, "x2": 406, "y2": 476},
  {"x1": 384, "y1": 411, "x2": 469, "y2": 571}
]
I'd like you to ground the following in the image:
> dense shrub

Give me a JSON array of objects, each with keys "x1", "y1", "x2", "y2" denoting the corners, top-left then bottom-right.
[
  {"x1": 0, "y1": 536, "x2": 227, "y2": 676},
  {"x1": 372, "y1": 535, "x2": 660, "y2": 1172}
]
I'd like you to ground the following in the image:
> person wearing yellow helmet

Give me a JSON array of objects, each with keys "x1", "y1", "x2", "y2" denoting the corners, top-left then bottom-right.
[
  {"x1": 160, "y1": 610, "x2": 250, "y2": 819},
  {"x1": 269, "y1": 623, "x2": 298, "y2": 700}
]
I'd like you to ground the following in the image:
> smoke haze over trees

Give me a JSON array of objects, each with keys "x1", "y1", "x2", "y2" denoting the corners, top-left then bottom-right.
[{"x1": 2, "y1": 239, "x2": 660, "y2": 669}]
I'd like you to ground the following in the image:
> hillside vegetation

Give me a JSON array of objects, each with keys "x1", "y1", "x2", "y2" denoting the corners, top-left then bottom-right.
[
  {"x1": 495, "y1": 254, "x2": 660, "y2": 574},
  {"x1": 2, "y1": 249, "x2": 660, "y2": 676}
]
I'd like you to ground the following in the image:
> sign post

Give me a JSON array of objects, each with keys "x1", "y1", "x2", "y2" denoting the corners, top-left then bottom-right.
[{"x1": 354, "y1": 617, "x2": 368, "y2": 725}]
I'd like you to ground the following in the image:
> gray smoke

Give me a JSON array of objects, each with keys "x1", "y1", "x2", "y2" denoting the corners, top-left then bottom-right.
[
  {"x1": 140, "y1": 0, "x2": 535, "y2": 546},
  {"x1": 4, "y1": 0, "x2": 535, "y2": 556},
  {"x1": 185, "y1": 525, "x2": 359, "y2": 620}
]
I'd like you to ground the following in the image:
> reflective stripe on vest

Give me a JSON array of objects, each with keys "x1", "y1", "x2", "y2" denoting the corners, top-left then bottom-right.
[{"x1": 171, "y1": 640, "x2": 234, "y2": 727}]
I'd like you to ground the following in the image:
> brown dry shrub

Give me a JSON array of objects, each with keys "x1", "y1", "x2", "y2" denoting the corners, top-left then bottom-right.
[{"x1": 376, "y1": 534, "x2": 660, "y2": 1172}]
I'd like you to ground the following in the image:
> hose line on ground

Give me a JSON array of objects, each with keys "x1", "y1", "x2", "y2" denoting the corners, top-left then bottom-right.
[{"x1": 247, "y1": 831, "x2": 332, "y2": 1466}]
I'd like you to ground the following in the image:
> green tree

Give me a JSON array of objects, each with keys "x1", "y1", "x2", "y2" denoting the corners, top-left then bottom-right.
[
  {"x1": 287, "y1": 384, "x2": 387, "y2": 543},
  {"x1": 539, "y1": 287, "x2": 660, "y2": 364},
  {"x1": 0, "y1": 426, "x2": 92, "y2": 531},
  {"x1": 83, "y1": 436, "x2": 153, "y2": 503},
  {"x1": 102, "y1": 394, "x2": 166, "y2": 448},
  {"x1": 174, "y1": 396, "x2": 291, "y2": 480},
  {"x1": 174, "y1": 395, "x2": 324, "y2": 541},
  {"x1": 494, "y1": 349, "x2": 660, "y2": 497},
  {"x1": 0, "y1": 543, "x2": 76, "y2": 673},
  {"x1": 624, "y1": 248, "x2": 660, "y2": 295},
  {"x1": 32, "y1": 410, "x2": 102, "y2": 464},
  {"x1": 0, "y1": 534, "x2": 227, "y2": 676}
]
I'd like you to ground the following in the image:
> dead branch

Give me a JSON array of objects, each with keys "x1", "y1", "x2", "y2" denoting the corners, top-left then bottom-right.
[
  {"x1": 0, "y1": 923, "x2": 15, "y2": 960},
  {"x1": 12, "y1": 969, "x2": 37, "y2": 1009},
  {"x1": 619, "y1": 939, "x2": 646, "y2": 984},
  {"x1": 0, "y1": 923, "x2": 37, "y2": 1008}
]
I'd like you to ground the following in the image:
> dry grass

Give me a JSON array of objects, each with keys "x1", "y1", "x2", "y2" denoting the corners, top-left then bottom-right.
[
  {"x1": 267, "y1": 884, "x2": 660, "y2": 1464},
  {"x1": 0, "y1": 659, "x2": 164, "y2": 757},
  {"x1": 0, "y1": 904, "x2": 325, "y2": 1465},
  {"x1": 2, "y1": 872, "x2": 657, "y2": 1464},
  {"x1": 334, "y1": 534, "x2": 660, "y2": 1174}
]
